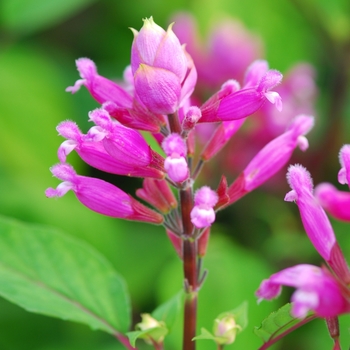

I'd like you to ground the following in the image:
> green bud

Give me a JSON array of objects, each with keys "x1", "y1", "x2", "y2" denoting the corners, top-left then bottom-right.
[{"x1": 213, "y1": 314, "x2": 242, "y2": 345}]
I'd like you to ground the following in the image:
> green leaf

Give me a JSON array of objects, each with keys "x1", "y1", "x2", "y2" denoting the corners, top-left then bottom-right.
[
  {"x1": 0, "y1": 215, "x2": 131, "y2": 335},
  {"x1": 1, "y1": 0, "x2": 97, "y2": 35},
  {"x1": 193, "y1": 328, "x2": 218, "y2": 342},
  {"x1": 152, "y1": 291, "x2": 183, "y2": 330},
  {"x1": 127, "y1": 327, "x2": 168, "y2": 348},
  {"x1": 254, "y1": 303, "x2": 316, "y2": 344}
]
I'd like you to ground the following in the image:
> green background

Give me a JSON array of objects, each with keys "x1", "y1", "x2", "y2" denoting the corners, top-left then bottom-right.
[{"x1": 0, "y1": 0, "x2": 350, "y2": 349}]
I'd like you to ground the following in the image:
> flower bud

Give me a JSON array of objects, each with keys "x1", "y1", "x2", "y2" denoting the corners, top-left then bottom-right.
[
  {"x1": 131, "y1": 17, "x2": 197, "y2": 114},
  {"x1": 213, "y1": 315, "x2": 241, "y2": 345}
]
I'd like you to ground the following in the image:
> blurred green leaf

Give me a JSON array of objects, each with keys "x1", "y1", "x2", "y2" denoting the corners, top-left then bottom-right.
[
  {"x1": 0, "y1": 215, "x2": 131, "y2": 335},
  {"x1": 1, "y1": 0, "x2": 96, "y2": 35},
  {"x1": 194, "y1": 301, "x2": 248, "y2": 345},
  {"x1": 152, "y1": 290, "x2": 183, "y2": 331},
  {"x1": 254, "y1": 303, "x2": 315, "y2": 345}
]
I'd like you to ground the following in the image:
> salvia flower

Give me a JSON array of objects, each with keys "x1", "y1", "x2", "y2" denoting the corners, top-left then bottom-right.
[
  {"x1": 226, "y1": 114, "x2": 314, "y2": 205},
  {"x1": 199, "y1": 60, "x2": 283, "y2": 123},
  {"x1": 190, "y1": 186, "x2": 218, "y2": 228},
  {"x1": 87, "y1": 108, "x2": 164, "y2": 171},
  {"x1": 45, "y1": 163, "x2": 163, "y2": 224},
  {"x1": 56, "y1": 120, "x2": 164, "y2": 179},
  {"x1": 66, "y1": 58, "x2": 133, "y2": 108},
  {"x1": 256, "y1": 264, "x2": 349, "y2": 318},
  {"x1": 130, "y1": 17, "x2": 197, "y2": 114},
  {"x1": 162, "y1": 133, "x2": 189, "y2": 183},
  {"x1": 285, "y1": 164, "x2": 336, "y2": 262}
]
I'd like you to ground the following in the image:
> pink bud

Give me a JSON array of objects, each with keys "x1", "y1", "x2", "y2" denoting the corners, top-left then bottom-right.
[
  {"x1": 131, "y1": 17, "x2": 196, "y2": 114},
  {"x1": 190, "y1": 186, "x2": 218, "y2": 228},
  {"x1": 136, "y1": 178, "x2": 177, "y2": 213}
]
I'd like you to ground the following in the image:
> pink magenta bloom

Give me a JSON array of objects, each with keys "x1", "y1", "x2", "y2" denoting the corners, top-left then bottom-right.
[
  {"x1": 162, "y1": 133, "x2": 189, "y2": 183},
  {"x1": 190, "y1": 186, "x2": 218, "y2": 228},
  {"x1": 87, "y1": 108, "x2": 164, "y2": 171},
  {"x1": 315, "y1": 183, "x2": 350, "y2": 222},
  {"x1": 256, "y1": 264, "x2": 349, "y2": 318},
  {"x1": 226, "y1": 115, "x2": 314, "y2": 204},
  {"x1": 131, "y1": 17, "x2": 197, "y2": 114},
  {"x1": 338, "y1": 145, "x2": 350, "y2": 187},
  {"x1": 199, "y1": 60, "x2": 283, "y2": 123},
  {"x1": 56, "y1": 120, "x2": 164, "y2": 179},
  {"x1": 66, "y1": 58, "x2": 133, "y2": 107},
  {"x1": 45, "y1": 163, "x2": 163, "y2": 224},
  {"x1": 285, "y1": 164, "x2": 336, "y2": 262}
]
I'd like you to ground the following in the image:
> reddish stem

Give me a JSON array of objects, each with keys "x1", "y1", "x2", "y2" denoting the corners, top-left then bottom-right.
[{"x1": 181, "y1": 188, "x2": 198, "y2": 350}]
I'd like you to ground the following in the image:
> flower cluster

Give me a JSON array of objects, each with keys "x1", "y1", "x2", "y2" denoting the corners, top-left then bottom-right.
[
  {"x1": 256, "y1": 161, "x2": 350, "y2": 319},
  {"x1": 46, "y1": 16, "x2": 308, "y2": 239}
]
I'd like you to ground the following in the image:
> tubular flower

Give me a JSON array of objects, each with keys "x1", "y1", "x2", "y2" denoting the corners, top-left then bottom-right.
[
  {"x1": 45, "y1": 163, "x2": 163, "y2": 224},
  {"x1": 285, "y1": 164, "x2": 350, "y2": 282},
  {"x1": 131, "y1": 17, "x2": 197, "y2": 114},
  {"x1": 87, "y1": 108, "x2": 164, "y2": 171},
  {"x1": 256, "y1": 264, "x2": 350, "y2": 319},
  {"x1": 199, "y1": 60, "x2": 282, "y2": 123},
  {"x1": 226, "y1": 115, "x2": 314, "y2": 204},
  {"x1": 285, "y1": 164, "x2": 336, "y2": 262},
  {"x1": 66, "y1": 58, "x2": 133, "y2": 107},
  {"x1": 56, "y1": 120, "x2": 164, "y2": 179}
]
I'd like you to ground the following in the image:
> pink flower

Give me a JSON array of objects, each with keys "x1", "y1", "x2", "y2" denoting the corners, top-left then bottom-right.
[
  {"x1": 315, "y1": 183, "x2": 350, "y2": 222},
  {"x1": 226, "y1": 115, "x2": 314, "y2": 204},
  {"x1": 199, "y1": 60, "x2": 283, "y2": 123},
  {"x1": 87, "y1": 108, "x2": 164, "y2": 171},
  {"x1": 285, "y1": 164, "x2": 335, "y2": 262},
  {"x1": 131, "y1": 17, "x2": 197, "y2": 114},
  {"x1": 45, "y1": 163, "x2": 163, "y2": 224},
  {"x1": 190, "y1": 186, "x2": 218, "y2": 228},
  {"x1": 66, "y1": 58, "x2": 133, "y2": 108},
  {"x1": 56, "y1": 120, "x2": 164, "y2": 179},
  {"x1": 256, "y1": 264, "x2": 349, "y2": 318}
]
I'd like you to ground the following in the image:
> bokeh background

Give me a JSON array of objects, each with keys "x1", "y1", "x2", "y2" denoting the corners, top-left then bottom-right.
[{"x1": 1, "y1": 0, "x2": 350, "y2": 349}]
